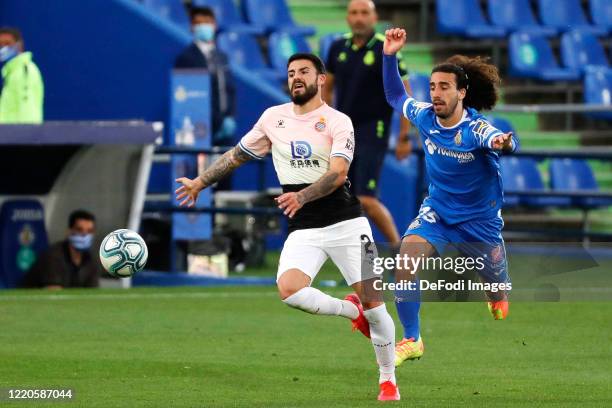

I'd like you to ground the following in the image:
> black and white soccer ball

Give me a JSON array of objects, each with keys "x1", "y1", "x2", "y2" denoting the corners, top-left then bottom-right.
[{"x1": 99, "y1": 229, "x2": 148, "y2": 277}]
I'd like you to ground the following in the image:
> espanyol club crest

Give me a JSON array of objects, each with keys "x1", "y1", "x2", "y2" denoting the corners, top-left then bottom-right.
[
  {"x1": 454, "y1": 129, "x2": 462, "y2": 146},
  {"x1": 314, "y1": 117, "x2": 326, "y2": 132}
]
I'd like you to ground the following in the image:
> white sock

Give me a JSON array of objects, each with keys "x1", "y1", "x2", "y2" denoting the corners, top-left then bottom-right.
[
  {"x1": 282, "y1": 287, "x2": 359, "y2": 319},
  {"x1": 363, "y1": 304, "x2": 397, "y2": 385}
]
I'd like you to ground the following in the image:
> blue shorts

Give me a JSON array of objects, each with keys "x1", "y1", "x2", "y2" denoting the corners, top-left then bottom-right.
[
  {"x1": 403, "y1": 204, "x2": 509, "y2": 284},
  {"x1": 348, "y1": 120, "x2": 389, "y2": 197}
]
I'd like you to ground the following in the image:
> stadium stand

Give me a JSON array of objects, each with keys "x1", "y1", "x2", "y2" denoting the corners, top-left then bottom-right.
[
  {"x1": 588, "y1": 0, "x2": 612, "y2": 33},
  {"x1": 435, "y1": 0, "x2": 506, "y2": 38},
  {"x1": 141, "y1": 0, "x2": 190, "y2": 32},
  {"x1": 500, "y1": 157, "x2": 573, "y2": 208},
  {"x1": 217, "y1": 32, "x2": 285, "y2": 84},
  {"x1": 408, "y1": 72, "x2": 432, "y2": 103},
  {"x1": 242, "y1": 0, "x2": 315, "y2": 36},
  {"x1": 583, "y1": 66, "x2": 612, "y2": 120},
  {"x1": 191, "y1": 0, "x2": 264, "y2": 34},
  {"x1": 508, "y1": 32, "x2": 580, "y2": 81},
  {"x1": 487, "y1": 0, "x2": 556, "y2": 37},
  {"x1": 549, "y1": 159, "x2": 612, "y2": 208},
  {"x1": 268, "y1": 31, "x2": 312, "y2": 75},
  {"x1": 536, "y1": 0, "x2": 608, "y2": 35},
  {"x1": 561, "y1": 30, "x2": 610, "y2": 75}
]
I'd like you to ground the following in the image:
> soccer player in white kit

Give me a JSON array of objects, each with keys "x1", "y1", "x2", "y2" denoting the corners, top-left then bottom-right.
[{"x1": 175, "y1": 53, "x2": 399, "y2": 401}]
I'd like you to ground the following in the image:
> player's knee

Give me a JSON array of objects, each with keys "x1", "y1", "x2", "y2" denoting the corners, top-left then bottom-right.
[{"x1": 277, "y1": 280, "x2": 307, "y2": 300}]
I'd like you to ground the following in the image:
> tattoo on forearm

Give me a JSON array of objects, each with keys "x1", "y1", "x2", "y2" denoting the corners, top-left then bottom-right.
[
  {"x1": 198, "y1": 145, "x2": 252, "y2": 186},
  {"x1": 297, "y1": 171, "x2": 340, "y2": 205}
]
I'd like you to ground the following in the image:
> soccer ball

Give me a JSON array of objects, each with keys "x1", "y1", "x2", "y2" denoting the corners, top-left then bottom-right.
[{"x1": 99, "y1": 229, "x2": 148, "y2": 277}]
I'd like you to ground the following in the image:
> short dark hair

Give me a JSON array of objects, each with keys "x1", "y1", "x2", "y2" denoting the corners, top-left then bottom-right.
[
  {"x1": 0, "y1": 27, "x2": 22, "y2": 43},
  {"x1": 431, "y1": 55, "x2": 500, "y2": 111},
  {"x1": 190, "y1": 6, "x2": 215, "y2": 22},
  {"x1": 287, "y1": 53, "x2": 326, "y2": 75},
  {"x1": 68, "y1": 210, "x2": 96, "y2": 228}
]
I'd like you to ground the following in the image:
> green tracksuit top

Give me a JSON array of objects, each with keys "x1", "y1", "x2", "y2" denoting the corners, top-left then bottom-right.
[{"x1": 0, "y1": 52, "x2": 44, "y2": 124}]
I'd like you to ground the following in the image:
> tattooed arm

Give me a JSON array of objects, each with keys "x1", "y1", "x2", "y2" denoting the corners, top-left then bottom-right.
[
  {"x1": 175, "y1": 145, "x2": 252, "y2": 207},
  {"x1": 276, "y1": 156, "x2": 349, "y2": 218}
]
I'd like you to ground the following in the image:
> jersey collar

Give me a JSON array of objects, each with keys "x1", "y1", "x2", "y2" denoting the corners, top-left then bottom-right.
[
  {"x1": 435, "y1": 109, "x2": 470, "y2": 129},
  {"x1": 345, "y1": 31, "x2": 377, "y2": 51}
]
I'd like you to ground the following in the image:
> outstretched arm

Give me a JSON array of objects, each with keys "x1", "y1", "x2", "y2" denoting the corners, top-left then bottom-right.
[
  {"x1": 383, "y1": 28, "x2": 411, "y2": 114},
  {"x1": 275, "y1": 156, "x2": 349, "y2": 218},
  {"x1": 175, "y1": 145, "x2": 252, "y2": 207}
]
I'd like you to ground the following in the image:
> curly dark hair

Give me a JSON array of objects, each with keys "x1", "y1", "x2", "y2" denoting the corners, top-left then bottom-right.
[{"x1": 431, "y1": 55, "x2": 501, "y2": 111}]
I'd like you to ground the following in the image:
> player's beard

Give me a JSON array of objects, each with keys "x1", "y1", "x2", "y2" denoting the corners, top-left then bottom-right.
[
  {"x1": 434, "y1": 96, "x2": 459, "y2": 120},
  {"x1": 291, "y1": 81, "x2": 318, "y2": 106}
]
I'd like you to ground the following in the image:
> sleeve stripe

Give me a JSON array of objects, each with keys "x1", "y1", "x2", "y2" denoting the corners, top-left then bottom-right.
[
  {"x1": 238, "y1": 140, "x2": 264, "y2": 160},
  {"x1": 331, "y1": 152, "x2": 352, "y2": 162},
  {"x1": 402, "y1": 98, "x2": 413, "y2": 119}
]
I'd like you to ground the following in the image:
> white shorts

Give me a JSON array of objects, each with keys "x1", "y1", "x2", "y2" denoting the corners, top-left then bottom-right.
[{"x1": 277, "y1": 216, "x2": 377, "y2": 286}]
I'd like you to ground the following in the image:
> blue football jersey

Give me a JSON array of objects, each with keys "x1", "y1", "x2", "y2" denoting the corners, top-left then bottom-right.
[{"x1": 402, "y1": 97, "x2": 518, "y2": 225}]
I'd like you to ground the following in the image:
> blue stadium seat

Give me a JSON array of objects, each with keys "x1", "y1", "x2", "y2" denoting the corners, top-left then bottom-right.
[
  {"x1": 536, "y1": 0, "x2": 607, "y2": 35},
  {"x1": 217, "y1": 32, "x2": 284, "y2": 83},
  {"x1": 141, "y1": 0, "x2": 190, "y2": 32},
  {"x1": 561, "y1": 30, "x2": 609, "y2": 75},
  {"x1": 500, "y1": 157, "x2": 572, "y2": 207},
  {"x1": 0, "y1": 200, "x2": 49, "y2": 288},
  {"x1": 191, "y1": 0, "x2": 264, "y2": 34},
  {"x1": 409, "y1": 73, "x2": 432, "y2": 103},
  {"x1": 589, "y1": 0, "x2": 612, "y2": 32},
  {"x1": 242, "y1": 0, "x2": 316, "y2": 36},
  {"x1": 583, "y1": 66, "x2": 612, "y2": 120},
  {"x1": 487, "y1": 0, "x2": 556, "y2": 36},
  {"x1": 488, "y1": 116, "x2": 517, "y2": 135},
  {"x1": 436, "y1": 0, "x2": 506, "y2": 38},
  {"x1": 318, "y1": 33, "x2": 343, "y2": 65},
  {"x1": 549, "y1": 159, "x2": 612, "y2": 208},
  {"x1": 508, "y1": 32, "x2": 580, "y2": 81},
  {"x1": 268, "y1": 32, "x2": 311, "y2": 75}
]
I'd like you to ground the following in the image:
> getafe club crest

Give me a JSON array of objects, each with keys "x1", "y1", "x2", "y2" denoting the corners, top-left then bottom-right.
[
  {"x1": 314, "y1": 117, "x2": 326, "y2": 132},
  {"x1": 454, "y1": 129, "x2": 462, "y2": 146}
]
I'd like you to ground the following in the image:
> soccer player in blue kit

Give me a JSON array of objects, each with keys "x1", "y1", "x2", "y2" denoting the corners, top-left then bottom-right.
[{"x1": 382, "y1": 28, "x2": 519, "y2": 366}]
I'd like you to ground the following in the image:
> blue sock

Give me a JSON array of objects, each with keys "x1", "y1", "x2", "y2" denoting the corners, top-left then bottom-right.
[{"x1": 395, "y1": 279, "x2": 421, "y2": 340}]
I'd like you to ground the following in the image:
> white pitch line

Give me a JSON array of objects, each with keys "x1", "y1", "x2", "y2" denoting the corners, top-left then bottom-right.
[{"x1": 0, "y1": 291, "x2": 279, "y2": 302}]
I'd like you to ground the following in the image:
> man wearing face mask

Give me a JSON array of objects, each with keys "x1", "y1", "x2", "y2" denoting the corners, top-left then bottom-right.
[
  {"x1": 174, "y1": 6, "x2": 235, "y2": 144},
  {"x1": 0, "y1": 27, "x2": 44, "y2": 124},
  {"x1": 22, "y1": 210, "x2": 102, "y2": 289}
]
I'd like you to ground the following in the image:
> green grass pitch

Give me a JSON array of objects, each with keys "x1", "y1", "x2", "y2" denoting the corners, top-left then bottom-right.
[{"x1": 1, "y1": 285, "x2": 611, "y2": 407}]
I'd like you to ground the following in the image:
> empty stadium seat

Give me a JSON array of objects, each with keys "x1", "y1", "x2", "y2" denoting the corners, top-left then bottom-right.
[
  {"x1": 0, "y1": 200, "x2": 49, "y2": 288},
  {"x1": 242, "y1": 0, "x2": 316, "y2": 36},
  {"x1": 268, "y1": 32, "x2": 311, "y2": 75},
  {"x1": 549, "y1": 159, "x2": 612, "y2": 208},
  {"x1": 409, "y1": 73, "x2": 432, "y2": 103},
  {"x1": 561, "y1": 30, "x2": 609, "y2": 74},
  {"x1": 487, "y1": 0, "x2": 556, "y2": 36},
  {"x1": 436, "y1": 0, "x2": 505, "y2": 38},
  {"x1": 191, "y1": 0, "x2": 264, "y2": 34},
  {"x1": 583, "y1": 66, "x2": 612, "y2": 120},
  {"x1": 536, "y1": 0, "x2": 607, "y2": 34},
  {"x1": 217, "y1": 32, "x2": 284, "y2": 83},
  {"x1": 589, "y1": 0, "x2": 612, "y2": 32},
  {"x1": 318, "y1": 33, "x2": 343, "y2": 65},
  {"x1": 141, "y1": 0, "x2": 190, "y2": 32},
  {"x1": 508, "y1": 32, "x2": 580, "y2": 81},
  {"x1": 500, "y1": 157, "x2": 572, "y2": 207},
  {"x1": 488, "y1": 116, "x2": 517, "y2": 135}
]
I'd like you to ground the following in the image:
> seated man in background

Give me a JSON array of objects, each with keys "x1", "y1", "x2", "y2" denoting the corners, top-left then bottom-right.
[
  {"x1": 0, "y1": 27, "x2": 44, "y2": 124},
  {"x1": 23, "y1": 210, "x2": 102, "y2": 289},
  {"x1": 175, "y1": 6, "x2": 235, "y2": 145}
]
